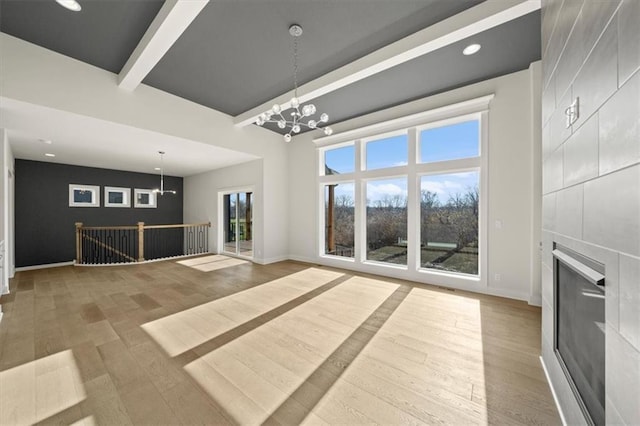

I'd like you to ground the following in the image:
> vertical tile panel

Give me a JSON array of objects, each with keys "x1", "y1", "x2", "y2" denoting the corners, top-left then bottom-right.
[
  {"x1": 618, "y1": 0, "x2": 640, "y2": 84},
  {"x1": 555, "y1": 184, "x2": 583, "y2": 239},
  {"x1": 572, "y1": 21, "x2": 618, "y2": 129},
  {"x1": 606, "y1": 327, "x2": 640, "y2": 425},
  {"x1": 583, "y1": 165, "x2": 640, "y2": 257},
  {"x1": 563, "y1": 112, "x2": 599, "y2": 187},
  {"x1": 599, "y1": 70, "x2": 640, "y2": 175},
  {"x1": 619, "y1": 254, "x2": 640, "y2": 351}
]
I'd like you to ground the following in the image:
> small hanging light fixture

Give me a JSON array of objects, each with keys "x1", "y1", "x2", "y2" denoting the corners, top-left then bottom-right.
[
  {"x1": 254, "y1": 24, "x2": 332, "y2": 142},
  {"x1": 153, "y1": 151, "x2": 176, "y2": 195}
]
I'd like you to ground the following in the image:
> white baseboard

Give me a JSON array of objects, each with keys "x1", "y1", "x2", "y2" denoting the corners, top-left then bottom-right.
[
  {"x1": 287, "y1": 254, "x2": 316, "y2": 264},
  {"x1": 540, "y1": 356, "x2": 567, "y2": 426},
  {"x1": 254, "y1": 255, "x2": 290, "y2": 265},
  {"x1": 16, "y1": 261, "x2": 75, "y2": 272}
]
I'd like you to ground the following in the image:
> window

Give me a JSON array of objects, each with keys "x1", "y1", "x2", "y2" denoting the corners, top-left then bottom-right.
[
  {"x1": 366, "y1": 178, "x2": 407, "y2": 265},
  {"x1": 134, "y1": 189, "x2": 157, "y2": 208},
  {"x1": 318, "y1": 95, "x2": 489, "y2": 285},
  {"x1": 365, "y1": 133, "x2": 408, "y2": 170},
  {"x1": 420, "y1": 172, "x2": 479, "y2": 274},
  {"x1": 420, "y1": 120, "x2": 479, "y2": 163},
  {"x1": 324, "y1": 183, "x2": 354, "y2": 258},
  {"x1": 104, "y1": 186, "x2": 131, "y2": 208},
  {"x1": 324, "y1": 145, "x2": 354, "y2": 175},
  {"x1": 69, "y1": 184, "x2": 100, "y2": 207}
]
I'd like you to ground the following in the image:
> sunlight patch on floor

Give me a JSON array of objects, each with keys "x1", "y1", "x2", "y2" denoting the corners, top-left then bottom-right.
[
  {"x1": 177, "y1": 255, "x2": 249, "y2": 271},
  {"x1": 141, "y1": 267, "x2": 345, "y2": 357},
  {"x1": 184, "y1": 276, "x2": 399, "y2": 425},
  {"x1": 0, "y1": 350, "x2": 86, "y2": 425},
  {"x1": 312, "y1": 286, "x2": 487, "y2": 424}
]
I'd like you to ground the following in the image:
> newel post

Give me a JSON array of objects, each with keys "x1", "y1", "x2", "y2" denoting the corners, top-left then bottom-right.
[
  {"x1": 75, "y1": 222, "x2": 83, "y2": 264},
  {"x1": 137, "y1": 222, "x2": 145, "y2": 262}
]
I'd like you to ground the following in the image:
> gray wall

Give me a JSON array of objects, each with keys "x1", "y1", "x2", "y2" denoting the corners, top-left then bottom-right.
[
  {"x1": 541, "y1": 0, "x2": 639, "y2": 424},
  {"x1": 15, "y1": 160, "x2": 183, "y2": 267}
]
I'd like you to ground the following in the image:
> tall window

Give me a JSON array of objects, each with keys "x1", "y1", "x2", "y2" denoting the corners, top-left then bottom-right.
[
  {"x1": 319, "y1": 98, "x2": 488, "y2": 283},
  {"x1": 324, "y1": 182, "x2": 354, "y2": 258},
  {"x1": 420, "y1": 172, "x2": 479, "y2": 274},
  {"x1": 366, "y1": 178, "x2": 407, "y2": 265}
]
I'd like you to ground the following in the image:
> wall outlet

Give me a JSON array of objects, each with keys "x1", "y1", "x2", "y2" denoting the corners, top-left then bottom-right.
[{"x1": 494, "y1": 273, "x2": 501, "y2": 282}]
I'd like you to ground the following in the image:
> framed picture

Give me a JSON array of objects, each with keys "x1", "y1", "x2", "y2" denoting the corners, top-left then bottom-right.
[
  {"x1": 134, "y1": 188, "x2": 157, "y2": 208},
  {"x1": 104, "y1": 186, "x2": 131, "y2": 208},
  {"x1": 69, "y1": 184, "x2": 100, "y2": 207}
]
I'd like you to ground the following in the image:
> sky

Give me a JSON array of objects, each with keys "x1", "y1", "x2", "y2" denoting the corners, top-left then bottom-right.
[{"x1": 325, "y1": 120, "x2": 479, "y2": 203}]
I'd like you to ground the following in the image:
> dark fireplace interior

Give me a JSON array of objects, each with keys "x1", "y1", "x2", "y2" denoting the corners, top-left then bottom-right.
[{"x1": 553, "y1": 244, "x2": 605, "y2": 426}]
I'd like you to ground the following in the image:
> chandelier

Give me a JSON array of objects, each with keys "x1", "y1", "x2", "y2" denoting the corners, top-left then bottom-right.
[
  {"x1": 153, "y1": 151, "x2": 176, "y2": 195},
  {"x1": 255, "y1": 24, "x2": 332, "y2": 142}
]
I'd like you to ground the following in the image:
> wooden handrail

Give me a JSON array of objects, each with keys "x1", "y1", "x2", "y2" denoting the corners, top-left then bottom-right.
[
  {"x1": 143, "y1": 222, "x2": 211, "y2": 229},
  {"x1": 78, "y1": 222, "x2": 211, "y2": 230}
]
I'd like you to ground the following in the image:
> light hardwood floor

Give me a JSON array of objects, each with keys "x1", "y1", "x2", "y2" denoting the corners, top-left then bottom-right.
[{"x1": 0, "y1": 255, "x2": 560, "y2": 425}]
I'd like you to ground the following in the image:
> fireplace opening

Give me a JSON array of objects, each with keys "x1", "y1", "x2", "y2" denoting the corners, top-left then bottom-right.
[{"x1": 553, "y1": 244, "x2": 605, "y2": 426}]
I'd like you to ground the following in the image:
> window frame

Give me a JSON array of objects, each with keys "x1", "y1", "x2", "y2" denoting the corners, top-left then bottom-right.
[
  {"x1": 316, "y1": 95, "x2": 491, "y2": 288},
  {"x1": 69, "y1": 184, "x2": 100, "y2": 207}
]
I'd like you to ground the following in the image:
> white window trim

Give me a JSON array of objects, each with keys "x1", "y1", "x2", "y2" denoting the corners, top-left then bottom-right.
[
  {"x1": 133, "y1": 188, "x2": 157, "y2": 208},
  {"x1": 104, "y1": 186, "x2": 131, "y2": 208},
  {"x1": 316, "y1": 96, "x2": 492, "y2": 291},
  {"x1": 69, "y1": 184, "x2": 100, "y2": 207}
]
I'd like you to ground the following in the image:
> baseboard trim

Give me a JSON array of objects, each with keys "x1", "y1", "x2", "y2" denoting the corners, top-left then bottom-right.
[
  {"x1": 540, "y1": 355, "x2": 567, "y2": 426},
  {"x1": 254, "y1": 255, "x2": 290, "y2": 265},
  {"x1": 16, "y1": 261, "x2": 75, "y2": 271}
]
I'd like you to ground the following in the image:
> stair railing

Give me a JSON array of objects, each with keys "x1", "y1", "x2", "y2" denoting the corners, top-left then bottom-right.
[{"x1": 75, "y1": 222, "x2": 211, "y2": 265}]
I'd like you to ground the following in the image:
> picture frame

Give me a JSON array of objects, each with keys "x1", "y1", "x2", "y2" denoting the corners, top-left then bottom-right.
[
  {"x1": 134, "y1": 188, "x2": 157, "y2": 208},
  {"x1": 104, "y1": 186, "x2": 131, "y2": 208},
  {"x1": 69, "y1": 184, "x2": 100, "y2": 207}
]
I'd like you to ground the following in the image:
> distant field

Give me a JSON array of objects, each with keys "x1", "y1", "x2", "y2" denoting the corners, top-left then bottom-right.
[{"x1": 365, "y1": 244, "x2": 478, "y2": 275}]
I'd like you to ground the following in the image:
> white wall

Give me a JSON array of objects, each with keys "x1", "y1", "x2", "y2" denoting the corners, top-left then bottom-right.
[
  {"x1": 287, "y1": 65, "x2": 542, "y2": 302},
  {"x1": 0, "y1": 128, "x2": 15, "y2": 298}
]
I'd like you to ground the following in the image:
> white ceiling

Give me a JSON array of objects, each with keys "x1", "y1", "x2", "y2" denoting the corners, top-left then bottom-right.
[{"x1": 0, "y1": 97, "x2": 258, "y2": 177}]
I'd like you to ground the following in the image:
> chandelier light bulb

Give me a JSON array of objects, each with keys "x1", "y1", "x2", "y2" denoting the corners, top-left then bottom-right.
[
  {"x1": 284, "y1": 134, "x2": 292, "y2": 143},
  {"x1": 272, "y1": 104, "x2": 281, "y2": 114},
  {"x1": 324, "y1": 127, "x2": 333, "y2": 136},
  {"x1": 278, "y1": 120, "x2": 286, "y2": 129},
  {"x1": 292, "y1": 124, "x2": 301, "y2": 133},
  {"x1": 291, "y1": 97, "x2": 299, "y2": 108},
  {"x1": 320, "y1": 113, "x2": 329, "y2": 123},
  {"x1": 308, "y1": 120, "x2": 317, "y2": 129}
]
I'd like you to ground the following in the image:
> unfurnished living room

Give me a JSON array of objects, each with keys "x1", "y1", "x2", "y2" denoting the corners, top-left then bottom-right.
[{"x1": 0, "y1": 0, "x2": 638, "y2": 424}]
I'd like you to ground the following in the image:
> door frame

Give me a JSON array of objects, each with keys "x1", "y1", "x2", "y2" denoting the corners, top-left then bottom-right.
[{"x1": 218, "y1": 186, "x2": 254, "y2": 260}]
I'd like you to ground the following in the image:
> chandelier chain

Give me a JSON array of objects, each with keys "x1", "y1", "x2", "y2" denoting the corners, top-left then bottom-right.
[{"x1": 293, "y1": 35, "x2": 299, "y2": 99}]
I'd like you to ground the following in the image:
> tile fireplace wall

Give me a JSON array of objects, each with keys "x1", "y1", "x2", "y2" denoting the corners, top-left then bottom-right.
[{"x1": 541, "y1": 0, "x2": 639, "y2": 424}]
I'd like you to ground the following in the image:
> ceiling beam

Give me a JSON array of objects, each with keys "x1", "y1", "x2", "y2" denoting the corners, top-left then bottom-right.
[
  {"x1": 118, "y1": 0, "x2": 209, "y2": 91},
  {"x1": 233, "y1": 0, "x2": 540, "y2": 127}
]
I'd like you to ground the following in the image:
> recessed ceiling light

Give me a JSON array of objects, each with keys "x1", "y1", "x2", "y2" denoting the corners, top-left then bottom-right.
[
  {"x1": 55, "y1": 0, "x2": 82, "y2": 12},
  {"x1": 38, "y1": 139, "x2": 53, "y2": 144},
  {"x1": 154, "y1": 167, "x2": 161, "y2": 171},
  {"x1": 463, "y1": 43, "x2": 481, "y2": 56},
  {"x1": 45, "y1": 153, "x2": 56, "y2": 157}
]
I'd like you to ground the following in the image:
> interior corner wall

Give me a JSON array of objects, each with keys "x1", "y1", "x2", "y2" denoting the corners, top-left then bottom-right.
[
  {"x1": 183, "y1": 155, "x2": 290, "y2": 265},
  {"x1": 15, "y1": 160, "x2": 183, "y2": 267},
  {"x1": 529, "y1": 60, "x2": 543, "y2": 307},
  {"x1": 287, "y1": 66, "x2": 542, "y2": 302},
  {"x1": 0, "y1": 128, "x2": 12, "y2": 297}
]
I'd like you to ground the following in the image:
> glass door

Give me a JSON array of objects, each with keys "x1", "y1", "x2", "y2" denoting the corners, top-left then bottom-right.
[{"x1": 223, "y1": 192, "x2": 253, "y2": 258}]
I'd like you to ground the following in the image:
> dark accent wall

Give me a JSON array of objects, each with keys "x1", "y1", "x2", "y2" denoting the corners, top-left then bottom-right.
[{"x1": 15, "y1": 160, "x2": 183, "y2": 267}]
